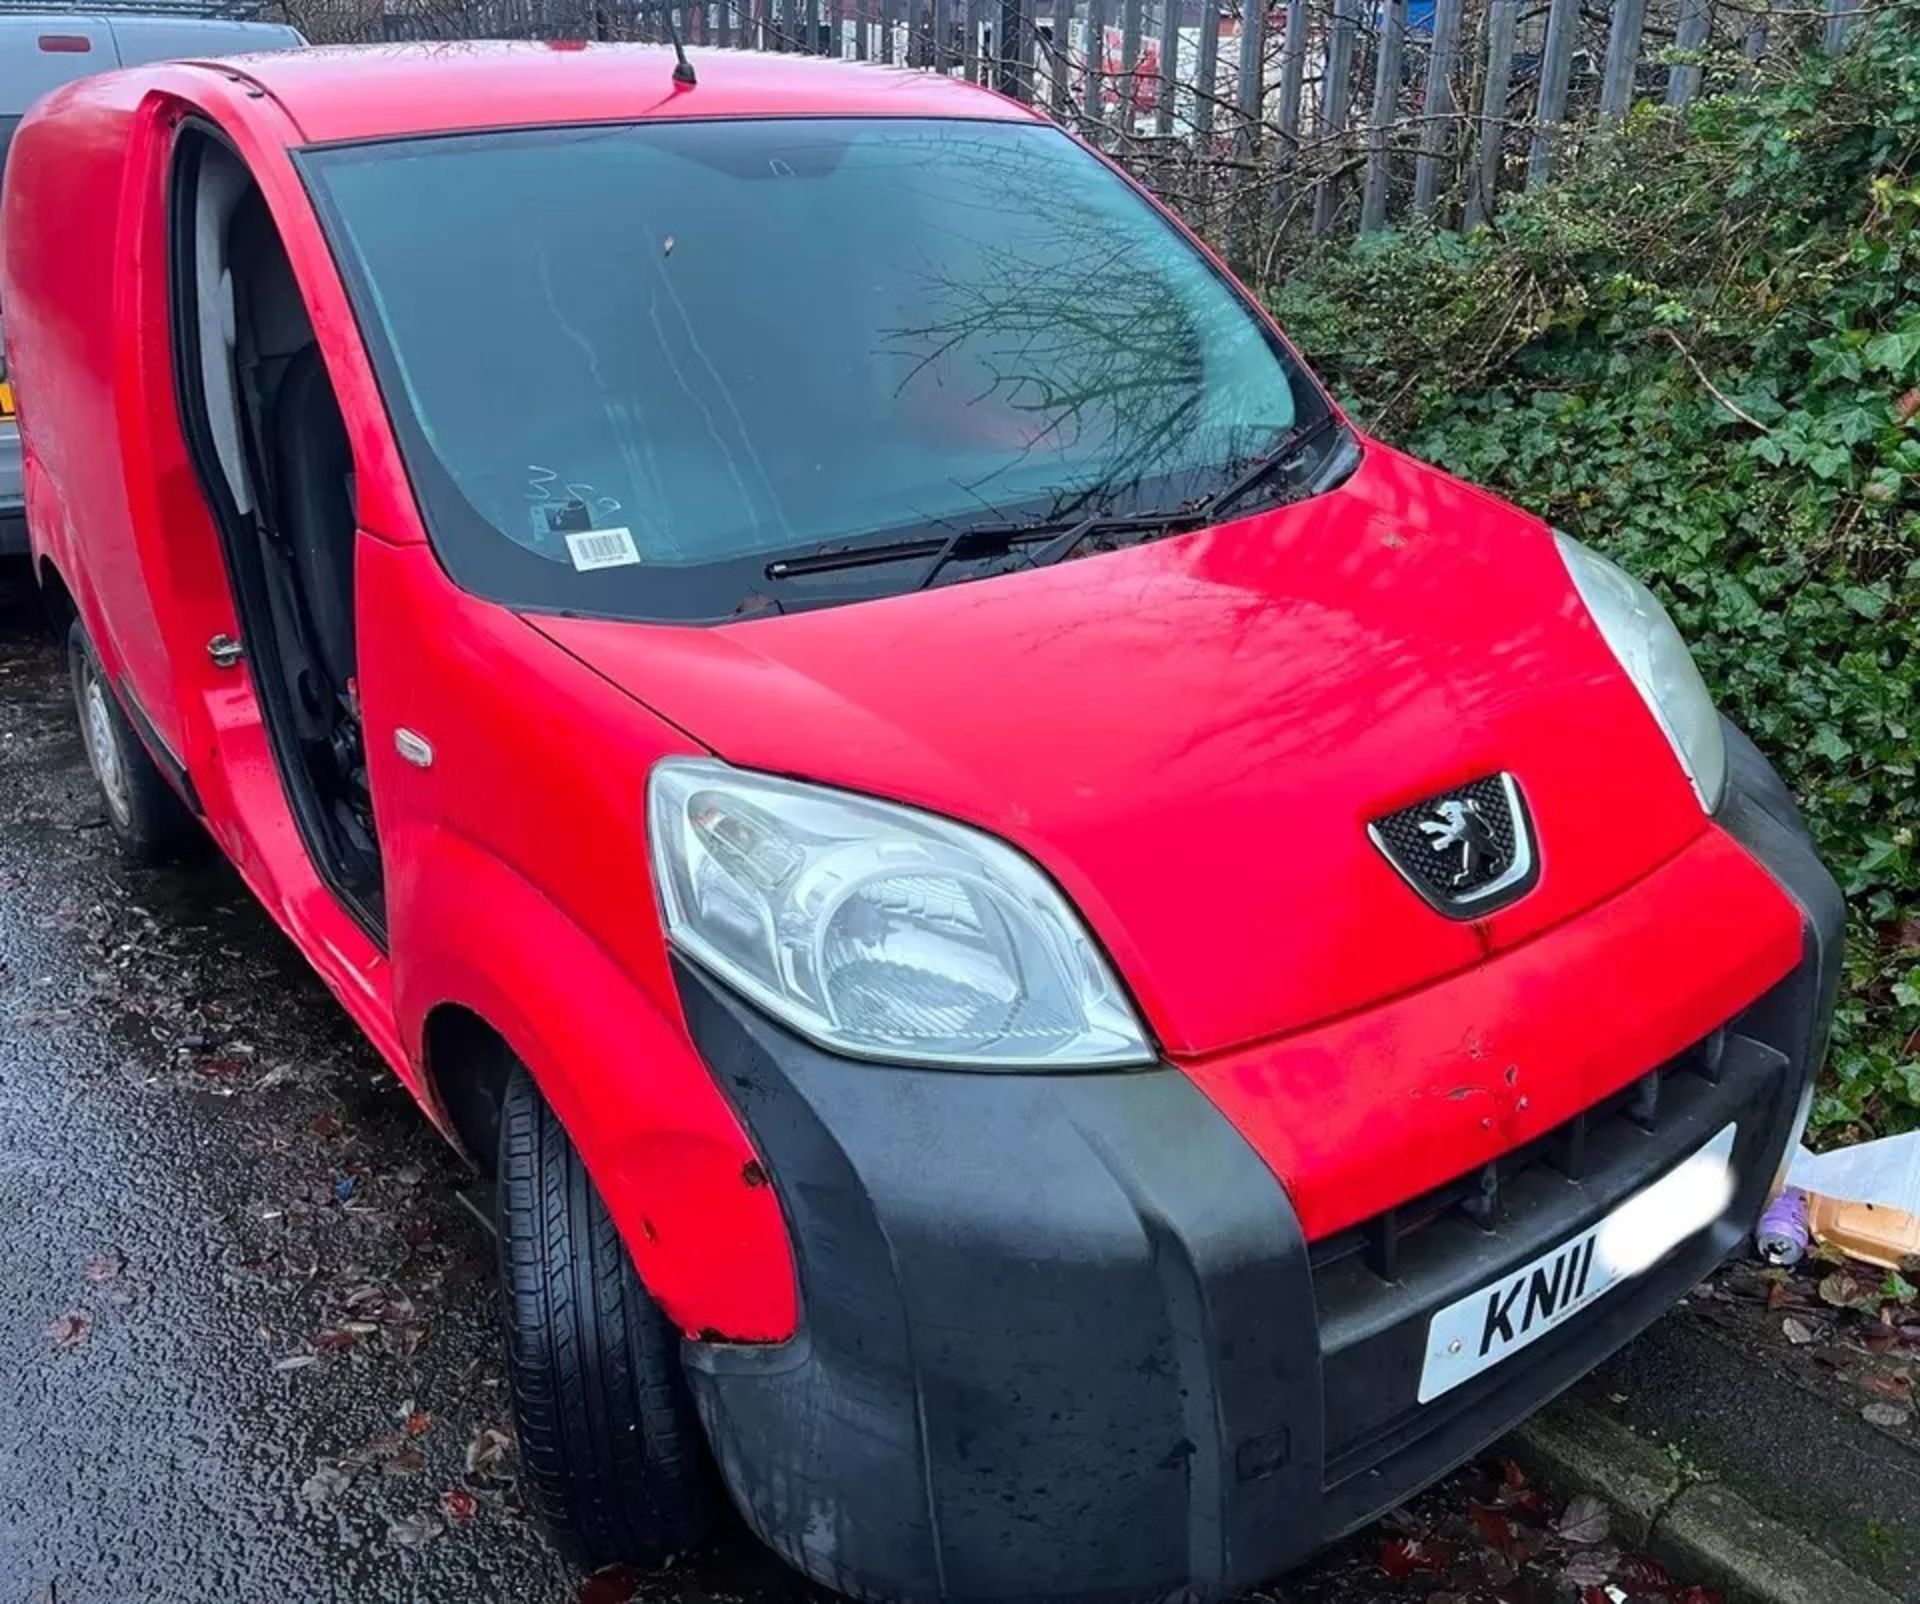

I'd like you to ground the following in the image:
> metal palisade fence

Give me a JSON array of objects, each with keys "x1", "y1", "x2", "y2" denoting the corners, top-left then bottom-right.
[{"x1": 283, "y1": 0, "x2": 1880, "y2": 266}]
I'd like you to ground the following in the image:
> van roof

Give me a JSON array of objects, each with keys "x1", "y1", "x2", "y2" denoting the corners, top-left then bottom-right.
[{"x1": 201, "y1": 41, "x2": 1032, "y2": 146}]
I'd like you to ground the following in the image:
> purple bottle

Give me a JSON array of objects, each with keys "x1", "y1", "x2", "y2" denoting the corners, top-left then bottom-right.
[{"x1": 1757, "y1": 1187, "x2": 1810, "y2": 1266}]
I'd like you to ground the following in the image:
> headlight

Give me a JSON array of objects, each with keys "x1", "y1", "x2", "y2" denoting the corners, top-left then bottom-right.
[
  {"x1": 1556, "y1": 533, "x2": 1726, "y2": 812},
  {"x1": 648, "y1": 759, "x2": 1153, "y2": 1069}
]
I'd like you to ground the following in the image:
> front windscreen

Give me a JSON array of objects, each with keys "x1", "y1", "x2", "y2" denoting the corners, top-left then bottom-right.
[{"x1": 303, "y1": 116, "x2": 1328, "y2": 621}]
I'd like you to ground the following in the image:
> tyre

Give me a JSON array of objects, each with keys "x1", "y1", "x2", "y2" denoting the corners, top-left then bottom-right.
[
  {"x1": 496, "y1": 1062, "x2": 713, "y2": 1569},
  {"x1": 67, "y1": 621, "x2": 198, "y2": 866}
]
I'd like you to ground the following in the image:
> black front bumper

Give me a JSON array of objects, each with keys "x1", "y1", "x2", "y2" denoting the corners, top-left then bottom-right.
[{"x1": 677, "y1": 729, "x2": 1843, "y2": 1604}]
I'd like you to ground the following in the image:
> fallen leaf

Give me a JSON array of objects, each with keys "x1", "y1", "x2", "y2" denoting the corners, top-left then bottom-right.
[
  {"x1": 1377, "y1": 1535, "x2": 1441, "y2": 1577},
  {"x1": 1859, "y1": 1372, "x2": 1913, "y2": 1401},
  {"x1": 1782, "y1": 1316, "x2": 1815, "y2": 1345},
  {"x1": 1556, "y1": 1492, "x2": 1611, "y2": 1546},
  {"x1": 405, "y1": 1410, "x2": 432, "y2": 1436},
  {"x1": 272, "y1": 1352, "x2": 319, "y2": 1372},
  {"x1": 1819, "y1": 1270, "x2": 1876, "y2": 1310},
  {"x1": 578, "y1": 1566, "x2": 639, "y2": 1604},
  {"x1": 440, "y1": 1487, "x2": 479, "y2": 1522},
  {"x1": 338, "y1": 1432, "x2": 403, "y2": 1469},
  {"x1": 465, "y1": 1426, "x2": 513, "y2": 1477},
  {"x1": 46, "y1": 1310, "x2": 93, "y2": 1350},
  {"x1": 381, "y1": 1447, "x2": 427, "y2": 1477},
  {"x1": 311, "y1": 1328, "x2": 359, "y2": 1353},
  {"x1": 1469, "y1": 1503, "x2": 1515, "y2": 1553},
  {"x1": 1565, "y1": 1548, "x2": 1617, "y2": 1587},
  {"x1": 1863, "y1": 1401, "x2": 1912, "y2": 1429},
  {"x1": 1613, "y1": 1550, "x2": 1675, "y2": 1589},
  {"x1": 82, "y1": 1251, "x2": 124, "y2": 1283},
  {"x1": 299, "y1": 1463, "x2": 352, "y2": 1511},
  {"x1": 385, "y1": 1511, "x2": 444, "y2": 1549}
]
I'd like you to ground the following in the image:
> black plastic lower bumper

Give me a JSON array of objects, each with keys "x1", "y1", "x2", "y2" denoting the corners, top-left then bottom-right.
[{"x1": 677, "y1": 727, "x2": 1843, "y2": 1604}]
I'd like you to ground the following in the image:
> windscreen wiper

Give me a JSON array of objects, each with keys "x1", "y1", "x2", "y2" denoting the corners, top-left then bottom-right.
[
  {"x1": 764, "y1": 511, "x2": 1187, "y2": 589},
  {"x1": 928, "y1": 420, "x2": 1342, "y2": 582},
  {"x1": 1184, "y1": 410, "x2": 1345, "y2": 530},
  {"x1": 764, "y1": 523, "x2": 1045, "y2": 582},
  {"x1": 913, "y1": 509, "x2": 1195, "y2": 590},
  {"x1": 765, "y1": 535, "x2": 949, "y2": 581},
  {"x1": 763, "y1": 415, "x2": 1344, "y2": 591},
  {"x1": 924, "y1": 415, "x2": 1346, "y2": 581}
]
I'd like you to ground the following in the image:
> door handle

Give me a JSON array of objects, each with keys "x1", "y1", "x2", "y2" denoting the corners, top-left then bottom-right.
[{"x1": 207, "y1": 634, "x2": 244, "y2": 669}]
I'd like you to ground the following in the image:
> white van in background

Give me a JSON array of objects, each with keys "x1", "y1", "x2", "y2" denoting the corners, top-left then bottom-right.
[{"x1": 0, "y1": 2, "x2": 306, "y2": 555}]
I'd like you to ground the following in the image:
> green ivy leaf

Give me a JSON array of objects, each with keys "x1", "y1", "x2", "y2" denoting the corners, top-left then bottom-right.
[
  {"x1": 1843, "y1": 584, "x2": 1891, "y2": 620},
  {"x1": 1863, "y1": 326, "x2": 1920, "y2": 376}
]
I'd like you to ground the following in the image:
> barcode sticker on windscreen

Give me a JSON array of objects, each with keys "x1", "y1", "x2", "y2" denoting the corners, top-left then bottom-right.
[{"x1": 565, "y1": 526, "x2": 641, "y2": 572}]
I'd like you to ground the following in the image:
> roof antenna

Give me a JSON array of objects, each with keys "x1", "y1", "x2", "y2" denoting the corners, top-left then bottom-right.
[{"x1": 660, "y1": 1, "x2": 697, "y2": 86}]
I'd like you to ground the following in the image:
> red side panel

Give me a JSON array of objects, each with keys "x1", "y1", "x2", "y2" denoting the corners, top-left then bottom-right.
[
  {"x1": 1177, "y1": 824, "x2": 1803, "y2": 1241},
  {"x1": 359, "y1": 540, "x2": 799, "y2": 1342},
  {"x1": 1, "y1": 76, "x2": 182, "y2": 754}
]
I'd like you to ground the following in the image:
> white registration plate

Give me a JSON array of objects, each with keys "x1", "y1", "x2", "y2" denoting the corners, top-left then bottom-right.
[{"x1": 1417, "y1": 1122, "x2": 1738, "y2": 1403}]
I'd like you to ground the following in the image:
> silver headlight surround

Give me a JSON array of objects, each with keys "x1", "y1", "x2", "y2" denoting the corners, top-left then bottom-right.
[
  {"x1": 647, "y1": 758, "x2": 1155, "y2": 1070},
  {"x1": 1556, "y1": 532, "x2": 1727, "y2": 813}
]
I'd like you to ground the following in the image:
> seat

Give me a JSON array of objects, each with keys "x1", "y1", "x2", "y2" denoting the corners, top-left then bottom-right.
[{"x1": 266, "y1": 344, "x2": 356, "y2": 699}]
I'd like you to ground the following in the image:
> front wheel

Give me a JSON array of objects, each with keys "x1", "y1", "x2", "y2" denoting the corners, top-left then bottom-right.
[
  {"x1": 67, "y1": 621, "x2": 197, "y2": 866},
  {"x1": 495, "y1": 1063, "x2": 713, "y2": 1569}
]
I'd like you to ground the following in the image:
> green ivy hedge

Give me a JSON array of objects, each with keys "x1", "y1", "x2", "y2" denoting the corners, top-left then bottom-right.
[{"x1": 1267, "y1": 26, "x2": 1920, "y2": 1139}]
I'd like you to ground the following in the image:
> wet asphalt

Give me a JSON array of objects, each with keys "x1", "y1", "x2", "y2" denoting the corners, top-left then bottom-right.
[{"x1": 0, "y1": 560, "x2": 1703, "y2": 1604}]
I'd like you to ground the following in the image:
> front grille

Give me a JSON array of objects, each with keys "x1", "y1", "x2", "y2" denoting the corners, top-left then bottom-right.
[
  {"x1": 1311, "y1": 1022, "x2": 1783, "y2": 1494},
  {"x1": 1309, "y1": 1028, "x2": 1727, "y2": 1286}
]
